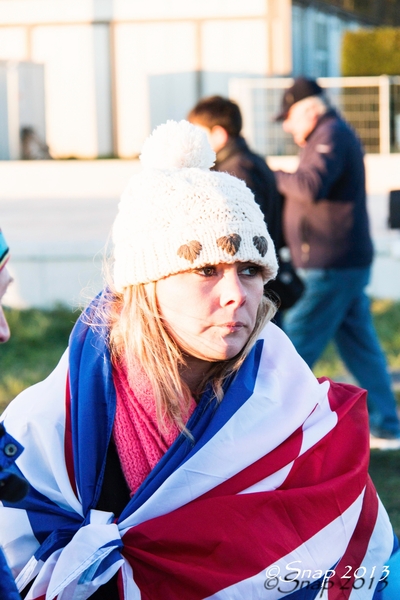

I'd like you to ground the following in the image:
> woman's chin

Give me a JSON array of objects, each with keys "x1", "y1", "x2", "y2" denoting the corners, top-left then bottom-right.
[{"x1": 190, "y1": 341, "x2": 248, "y2": 363}]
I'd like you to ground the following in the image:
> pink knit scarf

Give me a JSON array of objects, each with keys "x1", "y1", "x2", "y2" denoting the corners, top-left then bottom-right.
[{"x1": 112, "y1": 359, "x2": 196, "y2": 495}]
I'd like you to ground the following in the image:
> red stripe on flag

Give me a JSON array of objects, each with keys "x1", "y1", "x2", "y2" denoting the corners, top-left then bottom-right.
[
  {"x1": 122, "y1": 382, "x2": 370, "y2": 600},
  {"x1": 64, "y1": 372, "x2": 78, "y2": 499},
  {"x1": 327, "y1": 478, "x2": 379, "y2": 600},
  {"x1": 283, "y1": 381, "x2": 369, "y2": 492},
  {"x1": 117, "y1": 569, "x2": 124, "y2": 599},
  {"x1": 321, "y1": 377, "x2": 368, "y2": 420}
]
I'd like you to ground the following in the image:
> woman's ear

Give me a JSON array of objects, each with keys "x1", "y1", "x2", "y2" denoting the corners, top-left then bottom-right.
[{"x1": 209, "y1": 125, "x2": 229, "y2": 153}]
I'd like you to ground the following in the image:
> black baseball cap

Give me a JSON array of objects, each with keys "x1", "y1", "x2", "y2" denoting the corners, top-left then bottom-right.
[{"x1": 275, "y1": 77, "x2": 323, "y2": 121}]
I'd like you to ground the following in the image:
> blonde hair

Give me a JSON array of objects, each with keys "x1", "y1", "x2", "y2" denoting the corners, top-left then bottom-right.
[{"x1": 103, "y1": 281, "x2": 276, "y2": 435}]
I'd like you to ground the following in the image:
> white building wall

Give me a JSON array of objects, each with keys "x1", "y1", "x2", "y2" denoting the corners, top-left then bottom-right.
[
  {"x1": 0, "y1": 0, "x2": 294, "y2": 158},
  {"x1": 0, "y1": 0, "x2": 99, "y2": 25},
  {"x1": 200, "y1": 19, "x2": 268, "y2": 97},
  {"x1": 269, "y1": 0, "x2": 292, "y2": 75},
  {"x1": 93, "y1": 24, "x2": 113, "y2": 157},
  {"x1": 114, "y1": 21, "x2": 199, "y2": 157},
  {"x1": 0, "y1": 27, "x2": 28, "y2": 59},
  {"x1": 31, "y1": 25, "x2": 99, "y2": 158},
  {"x1": 0, "y1": 0, "x2": 372, "y2": 157},
  {"x1": 112, "y1": 0, "x2": 268, "y2": 21}
]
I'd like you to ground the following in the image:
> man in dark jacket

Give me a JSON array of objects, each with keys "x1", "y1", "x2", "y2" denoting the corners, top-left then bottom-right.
[
  {"x1": 274, "y1": 77, "x2": 400, "y2": 447},
  {"x1": 188, "y1": 95, "x2": 283, "y2": 250},
  {"x1": 188, "y1": 96, "x2": 303, "y2": 323}
]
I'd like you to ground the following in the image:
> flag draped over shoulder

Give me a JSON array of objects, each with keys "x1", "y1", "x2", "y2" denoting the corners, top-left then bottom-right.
[{"x1": 0, "y1": 302, "x2": 397, "y2": 600}]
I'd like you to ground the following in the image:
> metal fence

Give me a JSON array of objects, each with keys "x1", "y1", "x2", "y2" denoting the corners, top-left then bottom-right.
[{"x1": 229, "y1": 75, "x2": 400, "y2": 156}]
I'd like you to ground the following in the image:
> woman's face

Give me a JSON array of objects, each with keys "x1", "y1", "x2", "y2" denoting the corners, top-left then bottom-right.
[{"x1": 156, "y1": 262, "x2": 264, "y2": 363}]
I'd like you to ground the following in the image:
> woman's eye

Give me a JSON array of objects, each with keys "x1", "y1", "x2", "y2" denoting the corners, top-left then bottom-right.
[
  {"x1": 201, "y1": 266, "x2": 216, "y2": 277},
  {"x1": 240, "y1": 265, "x2": 260, "y2": 276},
  {"x1": 193, "y1": 266, "x2": 216, "y2": 277}
]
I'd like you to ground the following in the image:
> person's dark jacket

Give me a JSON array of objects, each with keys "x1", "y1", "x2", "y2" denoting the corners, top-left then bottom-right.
[
  {"x1": 274, "y1": 109, "x2": 374, "y2": 270},
  {"x1": 214, "y1": 136, "x2": 283, "y2": 250}
]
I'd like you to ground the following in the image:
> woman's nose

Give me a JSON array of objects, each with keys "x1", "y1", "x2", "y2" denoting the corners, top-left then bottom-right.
[{"x1": 219, "y1": 271, "x2": 247, "y2": 307}]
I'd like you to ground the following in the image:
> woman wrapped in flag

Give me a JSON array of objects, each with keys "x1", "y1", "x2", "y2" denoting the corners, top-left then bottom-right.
[{"x1": 0, "y1": 120, "x2": 399, "y2": 600}]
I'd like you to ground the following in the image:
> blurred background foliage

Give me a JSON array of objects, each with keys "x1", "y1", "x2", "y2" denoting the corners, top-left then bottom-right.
[
  {"x1": 0, "y1": 306, "x2": 79, "y2": 412},
  {"x1": 342, "y1": 27, "x2": 400, "y2": 75}
]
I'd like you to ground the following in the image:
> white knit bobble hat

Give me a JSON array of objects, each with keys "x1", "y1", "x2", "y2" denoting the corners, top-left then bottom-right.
[{"x1": 112, "y1": 120, "x2": 278, "y2": 291}]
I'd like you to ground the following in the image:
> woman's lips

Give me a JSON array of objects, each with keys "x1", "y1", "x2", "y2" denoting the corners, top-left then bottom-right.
[{"x1": 218, "y1": 322, "x2": 245, "y2": 332}]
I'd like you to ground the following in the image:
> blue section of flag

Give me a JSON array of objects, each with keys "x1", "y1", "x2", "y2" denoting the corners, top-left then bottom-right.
[
  {"x1": 0, "y1": 548, "x2": 21, "y2": 600},
  {"x1": 68, "y1": 299, "x2": 117, "y2": 515}
]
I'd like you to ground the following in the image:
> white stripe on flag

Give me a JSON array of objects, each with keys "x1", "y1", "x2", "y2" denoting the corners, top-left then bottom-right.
[
  {"x1": 239, "y1": 463, "x2": 294, "y2": 494},
  {"x1": 2, "y1": 350, "x2": 82, "y2": 515},
  {"x1": 121, "y1": 559, "x2": 142, "y2": 600},
  {"x1": 300, "y1": 380, "x2": 337, "y2": 456},
  {"x1": 0, "y1": 507, "x2": 39, "y2": 577}
]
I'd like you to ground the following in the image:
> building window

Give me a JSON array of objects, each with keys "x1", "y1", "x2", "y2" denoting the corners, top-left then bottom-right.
[{"x1": 314, "y1": 17, "x2": 329, "y2": 76}]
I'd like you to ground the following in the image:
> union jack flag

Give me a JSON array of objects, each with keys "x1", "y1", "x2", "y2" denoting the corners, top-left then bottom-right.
[{"x1": 0, "y1": 308, "x2": 398, "y2": 599}]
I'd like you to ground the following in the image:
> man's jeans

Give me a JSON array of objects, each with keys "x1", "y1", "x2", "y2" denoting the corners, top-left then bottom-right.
[{"x1": 284, "y1": 267, "x2": 400, "y2": 435}]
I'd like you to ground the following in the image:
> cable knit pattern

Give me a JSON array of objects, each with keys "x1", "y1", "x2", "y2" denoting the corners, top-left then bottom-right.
[
  {"x1": 112, "y1": 120, "x2": 278, "y2": 290},
  {"x1": 112, "y1": 359, "x2": 196, "y2": 495}
]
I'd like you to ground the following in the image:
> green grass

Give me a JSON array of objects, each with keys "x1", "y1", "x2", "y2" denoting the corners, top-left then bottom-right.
[
  {"x1": 312, "y1": 299, "x2": 400, "y2": 537},
  {"x1": 369, "y1": 450, "x2": 400, "y2": 537},
  {"x1": 1, "y1": 300, "x2": 400, "y2": 536},
  {"x1": 0, "y1": 305, "x2": 80, "y2": 413}
]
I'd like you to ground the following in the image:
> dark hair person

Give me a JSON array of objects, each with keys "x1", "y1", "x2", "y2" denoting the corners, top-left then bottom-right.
[{"x1": 0, "y1": 122, "x2": 398, "y2": 599}]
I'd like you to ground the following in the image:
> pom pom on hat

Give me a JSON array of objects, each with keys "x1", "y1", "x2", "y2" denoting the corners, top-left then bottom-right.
[
  {"x1": 112, "y1": 120, "x2": 278, "y2": 290},
  {"x1": 140, "y1": 120, "x2": 215, "y2": 170}
]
